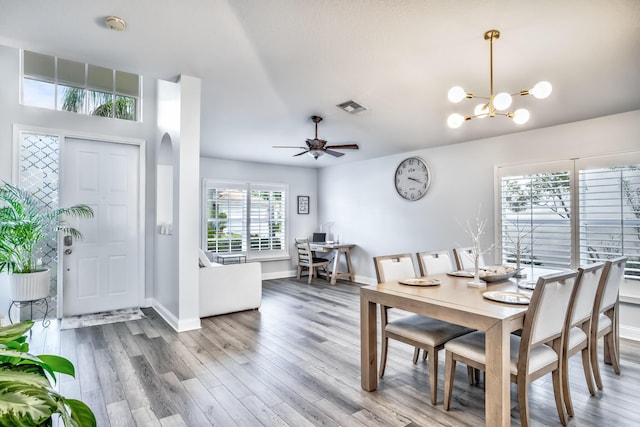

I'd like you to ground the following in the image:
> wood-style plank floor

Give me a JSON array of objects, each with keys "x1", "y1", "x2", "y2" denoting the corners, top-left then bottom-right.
[{"x1": 27, "y1": 277, "x2": 640, "y2": 426}]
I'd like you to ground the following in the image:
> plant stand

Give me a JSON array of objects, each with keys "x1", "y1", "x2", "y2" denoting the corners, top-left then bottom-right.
[{"x1": 8, "y1": 297, "x2": 51, "y2": 328}]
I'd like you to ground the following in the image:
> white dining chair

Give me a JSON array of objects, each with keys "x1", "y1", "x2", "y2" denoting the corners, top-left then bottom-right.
[
  {"x1": 374, "y1": 253, "x2": 472, "y2": 405},
  {"x1": 562, "y1": 262, "x2": 605, "y2": 416},
  {"x1": 443, "y1": 270, "x2": 579, "y2": 427},
  {"x1": 590, "y1": 256, "x2": 627, "y2": 390},
  {"x1": 416, "y1": 250, "x2": 453, "y2": 276},
  {"x1": 453, "y1": 247, "x2": 485, "y2": 270}
]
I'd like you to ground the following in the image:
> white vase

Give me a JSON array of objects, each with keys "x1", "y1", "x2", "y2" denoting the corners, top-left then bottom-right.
[{"x1": 9, "y1": 269, "x2": 51, "y2": 301}]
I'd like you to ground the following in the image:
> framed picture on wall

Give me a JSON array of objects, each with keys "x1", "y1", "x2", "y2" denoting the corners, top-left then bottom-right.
[{"x1": 297, "y1": 195, "x2": 310, "y2": 214}]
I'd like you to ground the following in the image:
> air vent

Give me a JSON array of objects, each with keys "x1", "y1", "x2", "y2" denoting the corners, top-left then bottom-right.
[{"x1": 337, "y1": 99, "x2": 367, "y2": 114}]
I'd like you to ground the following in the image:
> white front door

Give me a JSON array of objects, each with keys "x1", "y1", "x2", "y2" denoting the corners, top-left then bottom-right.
[{"x1": 60, "y1": 138, "x2": 141, "y2": 316}]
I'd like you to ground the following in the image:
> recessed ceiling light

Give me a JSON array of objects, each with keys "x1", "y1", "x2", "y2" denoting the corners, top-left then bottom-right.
[{"x1": 105, "y1": 16, "x2": 126, "y2": 31}]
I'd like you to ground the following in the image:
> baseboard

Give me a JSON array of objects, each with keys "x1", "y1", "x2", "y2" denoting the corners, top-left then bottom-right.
[
  {"x1": 150, "y1": 299, "x2": 201, "y2": 332},
  {"x1": 262, "y1": 270, "x2": 297, "y2": 280},
  {"x1": 621, "y1": 325, "x2": 640, "y2": 342}
]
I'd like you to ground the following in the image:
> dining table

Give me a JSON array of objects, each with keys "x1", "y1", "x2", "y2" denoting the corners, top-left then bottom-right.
[{"x1": 360, "y1": 272, "x2": 532, "y2": 427}]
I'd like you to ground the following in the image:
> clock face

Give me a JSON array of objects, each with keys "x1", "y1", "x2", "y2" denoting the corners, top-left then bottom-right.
[{"x1": 394, "y1": 157, "x2": 431, "y2": 201}]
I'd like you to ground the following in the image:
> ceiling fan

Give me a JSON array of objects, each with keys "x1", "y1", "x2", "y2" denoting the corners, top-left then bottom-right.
[{"x1": 273, "y1": 115, "x2": 359, "y2": 159}]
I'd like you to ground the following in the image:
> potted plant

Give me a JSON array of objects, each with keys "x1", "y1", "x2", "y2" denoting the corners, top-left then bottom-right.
[
  {"x1": 0, "y1": 182, "x2": 94, "y2": 302},
  {"x1": 0, "y1": 320, "x2": 96, "y2": 426}
]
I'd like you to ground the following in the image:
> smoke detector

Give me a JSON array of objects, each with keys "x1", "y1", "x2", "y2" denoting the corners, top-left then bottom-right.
[
  {"x1": 337, "y1": 99, "x2": 367, "y2": 114},
  {"x1": 105, "y1": 16, "x2": 126, "y2": 31}
]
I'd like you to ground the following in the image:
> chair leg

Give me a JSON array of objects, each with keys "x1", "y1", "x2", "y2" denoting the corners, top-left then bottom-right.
[
  {"x1": 605, "y1": 331, "x2": 621, "y2": 374},
  {"x1": 297, "y1": 265, "x2": 302, "y2": 280},
  {"x1": 443, "y1": 351, "x2": 455, "y2": 411},
  {"x1": 412, "y1": 347, "x2": 420, "y2": 364},
  {"x1": 517, "y1": 379, "x2": 531, "y2": 427},
  {"x1": 308, "y1": 266, "x2": 313, "y2": 284},
  {"x1": 562, "y1": 352, "x2": 574, "y2": 417},
  {"x1": 422, "y1": 350, "x2": 428, "y2": 361},
  {"x1": 467, "y1": 366, "x2": 475, "y2": 385},
  {"x1": 428, "y1": 348, "x2": 438, "y2": 405},
  {"x1": 591, "y1": 336, "x2": 604, "y2": 390},
  {"x1": 379, "y1": 337, "x2": 389, "y2": 378},
  {"x1": 552, "y1": 368, "x2": 568, "y2": 426},
  {"x1": 581, "y1": 346, "x2": 596, "y2": 396}
]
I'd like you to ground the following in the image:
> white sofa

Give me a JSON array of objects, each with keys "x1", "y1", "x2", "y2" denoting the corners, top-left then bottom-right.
[{"x1": 198, "y1": 250, "x2": 262, "y2": 318}]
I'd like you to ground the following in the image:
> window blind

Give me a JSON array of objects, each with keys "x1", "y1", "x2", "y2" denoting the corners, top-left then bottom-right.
[{"x1": 249, "y1": 188, "x2": 285, "y2": 252}]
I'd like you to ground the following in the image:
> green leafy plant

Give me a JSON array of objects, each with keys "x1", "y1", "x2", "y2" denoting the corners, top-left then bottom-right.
[
  {"x1": 0, "y1": 321, "x2": 96, "y2": 426},
  {"x1": 0, "y1": 182, "x2": 94, "y2": 274}
]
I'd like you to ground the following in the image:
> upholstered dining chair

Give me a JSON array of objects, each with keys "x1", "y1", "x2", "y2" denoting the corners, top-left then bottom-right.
[
  {"x1": 295, "y1": 238, "x2": 330, "y2": 284},
  {"x1": 453, "y1": 247, "x2": 486, "y2": 271},
  {"x1": 562, "y1": 262, "x2": 606, "y2": 417},
  {"x1": 416, "y1": 250, "x2": 453, "y2": 276},
  {"x1": 590, "y1": 256, "x2": 627, "y2": 390},
  {"x1": 373, "y1": 253, "x2": 472, "y2": 405},
  {"x1": 443, "y1": 270, "x2": 579, "y2": 427}
]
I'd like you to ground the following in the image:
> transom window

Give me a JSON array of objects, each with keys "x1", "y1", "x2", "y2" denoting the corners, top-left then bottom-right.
[
  {"x1": 21, "y1": 50, "x2": 140, "y2": 121},
  {"x1": 498, "y1": 153, "x2": 640, "y2": 280},
  {"x1": 203, "y1": 180, "x2": 287, "y2": 259}
]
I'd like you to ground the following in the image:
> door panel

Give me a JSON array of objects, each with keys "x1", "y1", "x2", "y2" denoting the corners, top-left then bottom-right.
[{"x1": 61, "y1": 138, "x2": 140, "y2": 316}]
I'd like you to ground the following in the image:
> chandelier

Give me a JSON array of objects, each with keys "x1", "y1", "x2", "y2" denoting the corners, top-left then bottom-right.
[{"x1": 447, "y1": 29, "x2": 552, "y2": 128}]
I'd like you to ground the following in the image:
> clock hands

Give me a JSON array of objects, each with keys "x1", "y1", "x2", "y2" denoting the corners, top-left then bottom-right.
[{"x1": 408, "y1": 177, "x2": 423, "y2": 184}]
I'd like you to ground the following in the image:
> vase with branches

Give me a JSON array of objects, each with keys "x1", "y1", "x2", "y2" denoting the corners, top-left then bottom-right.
[{"x1": 463, "y1": 215, "x2": 494, "y2": 287}]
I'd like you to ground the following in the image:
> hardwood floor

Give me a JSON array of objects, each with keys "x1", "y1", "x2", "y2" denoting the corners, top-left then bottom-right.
[{"x1": 27, "y1": 277, "x2": 640, "y2": 426}]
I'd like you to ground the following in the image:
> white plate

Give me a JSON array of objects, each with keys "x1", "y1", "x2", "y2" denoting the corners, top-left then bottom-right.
[
  {"x1": 398, "y1": 278, "x2": 441, "y2": 286},
  {"x1": 482, "y1": 291, "x2": 530, "y2": 305},
  {"x1": 517, "y1": 281, "x2": 537, "y2": 290},
  {"x1": 447, "y1": 270, "x2": 474, "y2": 278}
]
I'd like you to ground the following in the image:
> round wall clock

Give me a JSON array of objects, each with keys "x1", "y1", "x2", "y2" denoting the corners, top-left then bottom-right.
[{"x1": 394, "y1": 157, "x2": 431, "y2": 201}]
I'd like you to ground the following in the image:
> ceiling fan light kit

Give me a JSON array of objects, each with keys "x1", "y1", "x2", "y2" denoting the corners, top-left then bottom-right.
[
  {"x1": 272, "y1": 115, "x2": 360, "y2": 160},
  {"x1": 447, "y1": 29, "x2": 552, "y2": 129}
]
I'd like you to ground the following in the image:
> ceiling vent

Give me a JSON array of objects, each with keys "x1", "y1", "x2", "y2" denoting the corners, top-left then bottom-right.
[{"x1": 337, "y1": 100, "x2": 367, "y2": 114}]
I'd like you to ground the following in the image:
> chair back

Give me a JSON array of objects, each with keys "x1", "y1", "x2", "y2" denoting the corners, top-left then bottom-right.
[
  {"x1": 522, "y1": 270, "x2": 579, "y2": 349},
  {"x1": 417, "y1": 250, "x2": 452, "y2": 276},
  {"x1": 295, "y1": 238, "x2": 312, "y2": 264},
  {"x1": 569, "y1": 262, "x2": 605, "y2": 327},
  {"x1": 453, "y1": 247, "x2": 485, "y2": 270},
  {"x1": 373, "y1": 253, "x2": 416, "y2": 283},
  {"x1": 595, "y1": 256, "x2": 627, "y2": 314}
]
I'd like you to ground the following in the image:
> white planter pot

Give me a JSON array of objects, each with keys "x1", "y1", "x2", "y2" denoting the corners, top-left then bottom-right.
[{"x1": 9, "y1": 269, "x2": 51, "y2": 301}]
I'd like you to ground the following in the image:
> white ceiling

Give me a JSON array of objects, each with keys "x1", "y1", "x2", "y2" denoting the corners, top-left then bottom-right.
[{"x1": 1, "y1": 0, "x2": 639, "y2": 167}]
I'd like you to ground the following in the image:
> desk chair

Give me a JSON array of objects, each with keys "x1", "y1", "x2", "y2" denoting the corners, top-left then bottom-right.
[
  {"x1": 443, "y1": 270, "x2": 579, "y2": 426},
  {"x1": 295, "y1": 238, "x2": 330, "y2": 284},
  {"x1": 374, "y1": 253, "x2": 472, "y2": 405}
]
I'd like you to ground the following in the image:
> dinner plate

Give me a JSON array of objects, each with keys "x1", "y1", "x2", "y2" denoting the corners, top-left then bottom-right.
[
  {"x1": 398, "y1": 278, "x2": 441, "y2": 286},
  {"x1": 482, "y1": 291, "x2": 530, "y2": 305},
  {"x1": 447, "y1": 270, "x2": 474, "y2": 278},
  {"x1": 517, "y1": 281, "x2": 537, "y2": 290}
]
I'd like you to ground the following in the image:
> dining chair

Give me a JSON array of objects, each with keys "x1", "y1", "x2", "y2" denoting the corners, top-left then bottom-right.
[
  {"x1": 416, "y1": 250, "x2": 453, "y2": 276},
  {"x1": 443, "y1": 270, "x2": 579, "y2": 427},
  {"x1": 373, "y1": 253, "x2": 472, "y2": 405},
  {"x1": 295, "y1": 238, "x2": 330, "y2": 284},
  {"x1": 453, "y1": 247, "x2": 485, "y2": 270},
  {"x1": 561, "y1": 262, "x2": 605, "y2": 417},
  {"x1": 590, "y1": 256, "x2": 627, "y2": 390}
]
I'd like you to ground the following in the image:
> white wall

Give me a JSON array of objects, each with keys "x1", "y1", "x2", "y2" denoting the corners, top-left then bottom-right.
[
  {"x1": 317, "y1": 110, "x2": 640, "y2": 339},
  {"x1": 200, "y1": 157, "x2": 318, "y2": 278}
]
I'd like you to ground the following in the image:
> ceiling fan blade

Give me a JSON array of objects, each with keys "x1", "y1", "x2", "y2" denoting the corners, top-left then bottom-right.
[
  {"x1": 293, "y1": 150, "x2": 309, "y2": 157},
  {"x1": 325, "y1": 144, "x2": 359, "y2": 150},
  {"x1": 273, "y1": 145, "x2": 307, "y2": 149},
  {"x1": 324, "y1": 149, "x2": 345, "y2": 157}
]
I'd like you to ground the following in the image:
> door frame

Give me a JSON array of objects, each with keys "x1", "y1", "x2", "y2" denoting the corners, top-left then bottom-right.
[{"x1": 13, "y1": 125, "x2": 146, "y2": 318}]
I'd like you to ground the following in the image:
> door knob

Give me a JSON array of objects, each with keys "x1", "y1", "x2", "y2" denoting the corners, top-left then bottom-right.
[{"x1": 64, "y1": 249, "x2": 72, "y2": 255}]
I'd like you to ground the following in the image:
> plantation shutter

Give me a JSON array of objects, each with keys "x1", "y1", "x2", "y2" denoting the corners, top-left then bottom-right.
[
  {"x1": 498, "y1": 161, "x2": 573, "y2": 270},
  {"x1": 249, "y1": 185, "x2": 286, "y2": 253},
  {"x1": 578, "y1": 155, "x2": 640, "y2": 279},
  {"x1": 205, "y1": 184, "x2": 247, "y2": 253}
]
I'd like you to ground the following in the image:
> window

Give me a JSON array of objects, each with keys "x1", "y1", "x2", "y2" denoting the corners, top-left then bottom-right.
[
  {"x1": 21, "y1": 50, "x2": 140, "y2": 121},
  {"x1": 497, "y1": 153, "x2": 640, "y2": 279},
  {"x1": 203, "y1": 180, "x2": 287, "y2": 259}
]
